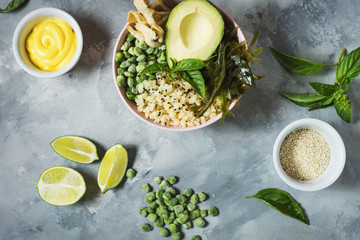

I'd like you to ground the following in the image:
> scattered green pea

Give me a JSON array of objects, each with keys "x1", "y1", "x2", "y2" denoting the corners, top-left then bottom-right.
[
  {"x1": 136, "y1": 64, "x2": 146, "y2": 73},
  {"x1": 194, "y1": 217, "x2": 206, "y2": 228},
  {"x1": 147, "y1": 55, "x2": 156, "y2": 60},
  {"x1": 184, "y1": 188, "x2": 193, "y2": 198},
  {"x1": 187, "y1": 203, "x2": 196, "y2": 211},
  {"x1": 172, "y1": 232, "x2": 182, "y2": 240},
  {"x1": 167, "y1": 176, "x2": 177, "y2": 184},
  {"x1": 116, "y1": 75, "x2": 126, "y2": 87},
  {"x1": 159, "y1": 227, "x2": 170, "y2": 237},
  {"x1": 163, "y1": 191, "x2": 172, "y2": 201},
  {"x1": 128, "y1": 46, "x2": 135, "y2": 55},
  {"x1": 159, "y1": 180, "x2": 169, "y2": 190},
  {"x1": 169, "y1": 223, "x2": 178, "y2": 233},
  {"x1": 153, "y1": 176, "x2": 162, "y2": 185},
  {"x1": 126, "y1": 168, "x2": 136, "y2": 178},
  {"x1": 150, "y1": 201, "x2": 158, "y2": 209},
  {"x1": 178, "y1": 211, "x2": 189, "y2": 224},
  {"x1": 198, "y1": 192, "x2": 207, "y2": 201},
  {"x1": 139, "y1": 207, "x2": 148, "y2": 217},
  {"x1": 126, "y1": 33, "x2": 135, "y2": 42},
  {"x1": 138, "y1": 42, "x2": 148, "y2": 50},
  {"x1": 166, "y1": 187, "x2": 176, "y2": 195},
  {"x1": 125, "y1": 91, "x2": 135, "y2": 100},
  {"x1": 120, "y1": 42, "x2": 130, "y2": 51},
  {"x1": 208, "y1": 206, "x2": 219, "y2": 216},
  {"x1": 145, "y1": 47, "x2": 154, "y2": 54},
  {"x1": 147, "y1": 213, "x2": 158, "y2": 223},
  {"x1": 154, "y1": 218, "x2": 165, "y2": 228},
  {"x1": 147, "y1": 206, "x2": 155, "y2": 213},
  {"x1": 117, "y1": 67, "x2": 125, "y2": 75},
  {"x1": 175, "y1": 194, "x2": 187, "y2": 204},
  {"x1": 120, "y1": 60, "x2": 130, "y2": 68},
  {"x1": 156, "y1": 189, "x2": 164, "y2": 199},
  {"x1": 141, "y1": 183, "x2": 151, "y2": 193},
  {"x1": 128, "y1": 56, "x2": 136, "y2": 63},
  {"x1": 190, "y1": 194, "x2": 199, "y2": 204},
  {"x1": 140, "y1": 223, "x2": 151, "y2": 232},
  {"x1": 190, "y1": 209, "x2": 200, "y2": 219},
  {"x1": 183, "y1": 220, "x2": 192, "y2": 229},
  {"x1": 200, "y1": 209, "x2": 207, "y2": 217},
  {"x1": 169, "y1": 198, "x2": 178, "y2": 206},
  {"x1": 191, "y1": 235, "x2": 202, "y2": 240},
  {"x1": 157, "y1": 208, "x2": 169, "y2": 219},
  {"x1": 147, "y1": 192, "x2": 156, "y2": 202},
  {"x1": 164, "y1": 218, "x2": 173, "y2": 225},
  {"x1": 123, "y1": 51, "x2": 131, "y2": 58},
  {"x1": 136, "y1": 54, "x2": 146, "y2": 62},
  {"x1": 125, "y1": 71, "x2": 135, "y2": 78},
  {"x1": 131, "y1": 86, "x2": 138, "y2": 95},
  {"x1": 128, "y1": 64, "x2": 136, "y2": 73},
  {"x1": 174, "y1": 205, "x2": 184, "y2": 215},
  {"x1": 115, "y1": 52, "x2": 123, "y2": 62}
]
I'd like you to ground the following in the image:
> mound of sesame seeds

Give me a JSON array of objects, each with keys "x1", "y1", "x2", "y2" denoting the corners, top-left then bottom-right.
[
  {"x1": 279, "y1": 129, "x2": 330, "y2": 181},
  {"x1": 135, "y1": 73, "x2": 221, "y2": 127}
]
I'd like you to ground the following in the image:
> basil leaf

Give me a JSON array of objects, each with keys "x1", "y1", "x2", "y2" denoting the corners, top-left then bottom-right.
[
  {"x1": 308, "y1": 96, "x2": 334, "y2": 111},
  {"x1": 0, "y1": 0, "x2": 26, "y2": 13},
  {"x1": 179, "y1": 70, "x2": 205, "y2": 99},
  {"x1": 336, "y1": 47, "x2": 360, "y2": 84},
  {"x1": 139, "y1": 63, "x2": 169, "y2": 75},
  {"x1": 280, "y1": 92, "x2": 326, "y2": 107},
  {"x1": 172, "y1": 59, "x2": 206, "y2": 72},
  {"x1": 270, "y1": 47, "x2": 334, "y2": 75},
  {"x1": 334, "y1": 90, "x2": 352, "y2": 123},
  {"x1": 309, "y1": 82, "x2": 338, "y2": 96},
  {"x1": 246, "y1": 188, "x2": 309, "y2": 225}
]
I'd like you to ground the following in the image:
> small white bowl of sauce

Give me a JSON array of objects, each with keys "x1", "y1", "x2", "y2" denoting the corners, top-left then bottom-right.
[{"x1": 13, "y1": 8, "x2": 83, "y2": 78}]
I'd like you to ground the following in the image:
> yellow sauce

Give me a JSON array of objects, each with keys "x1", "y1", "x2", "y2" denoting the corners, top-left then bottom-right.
[{"x1": 26, "y1": 19, "x2": 77, "y2": 72}]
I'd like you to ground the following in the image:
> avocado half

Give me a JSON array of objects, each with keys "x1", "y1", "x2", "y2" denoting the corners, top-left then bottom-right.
[{"x1": 165, "y1": 0, "x2": 224, "y2": 67}]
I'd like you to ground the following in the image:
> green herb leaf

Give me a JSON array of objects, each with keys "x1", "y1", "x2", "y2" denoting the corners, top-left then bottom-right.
[
  {"x1": 0, "y1": 0, "x2": 26, "y2": 13},
  {"x1": 172, "y1": 59, "x2": 206, "y2": 72},
  {"x1": 179, "y1": 70, "x2": 205, "y2": 99},
  {"x1": 280, "y1": 92, "x2": 326, "y2": 107},
  {"x1": 246, "y1": 188, "x2": 309, "y2": 225},
  {"x1": 334, "y1": 90, "x2": 352, "y2": 123},
  {"x1": 270, "y1": 47, "x2": 334, "y2": 75},
  {"x1": 309, "y1": 82, "x2": 338, "y2": 96},
  {"x1": 308, "y1": 96, "x2": 334, "y2": 111},
  {"x1": 139, "y1": 63, "x2": 169, "y2": 75},
  {"x1": 336, "y1": 47, "x2": 360, "y2": 84}
]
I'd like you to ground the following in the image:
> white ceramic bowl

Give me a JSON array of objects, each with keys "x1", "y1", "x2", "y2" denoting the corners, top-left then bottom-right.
[
  {"x1": 273, "y1": 118, "x2": 346, "y2": 191},
  {"x1": 113, "y1": 2, "x2": 245, "y2": 131},
  {"x1": 13, "y1": 8, "x2": 83, "y2": 78}
]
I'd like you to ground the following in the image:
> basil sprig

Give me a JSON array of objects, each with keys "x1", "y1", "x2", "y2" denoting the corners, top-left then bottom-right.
[
  {"x1": 0, "y1": 0, "x2": 26, "y2": 13},
  {"x1": 246, "y1": 188, "x2": 309, "y2": 225},
  {"x1": 139, "y1": 59, "x2": 206, "y2": 99},
  {"x1": 271, "y1": 47, "x2": 360, "y2": 123}
]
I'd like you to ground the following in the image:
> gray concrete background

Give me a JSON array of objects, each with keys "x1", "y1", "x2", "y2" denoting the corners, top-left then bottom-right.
[{"x1": 1, "y1": 0, "x2": 359, "y2": 239}]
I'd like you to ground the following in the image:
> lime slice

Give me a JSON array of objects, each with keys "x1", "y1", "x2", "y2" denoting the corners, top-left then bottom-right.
[
  {"x1": 36, "y1": 166, "x2": 86, "y2": 206},
  {"x1": 97, "y1": 144, "x2": 128, "y2": 193},
  {"x1": 51, "y1": 136, "x2": 98, "y2": 164}
]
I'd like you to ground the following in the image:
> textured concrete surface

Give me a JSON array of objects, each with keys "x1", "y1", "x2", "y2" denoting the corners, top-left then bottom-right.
[{"x1": 1, "y1": 0, "x2": 360, "y2": 239}]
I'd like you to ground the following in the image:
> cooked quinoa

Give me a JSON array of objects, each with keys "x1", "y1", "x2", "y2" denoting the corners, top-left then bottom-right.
[
  {"x1": 279, "y1": 129, "x2": 330, "y2": 181},
  {"x1": 135, "y1": 73, "x2": 221, "y2": 127}
]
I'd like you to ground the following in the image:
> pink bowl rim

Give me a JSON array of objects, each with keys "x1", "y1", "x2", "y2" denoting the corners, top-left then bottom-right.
[{"x1": 112, "y1": 5, "x2": 246, "y2": 131}]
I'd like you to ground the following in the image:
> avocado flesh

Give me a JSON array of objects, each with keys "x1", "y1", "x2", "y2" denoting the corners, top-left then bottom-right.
[{"x1": 165, "y1": 0, "x2": 224, "y2": 67}]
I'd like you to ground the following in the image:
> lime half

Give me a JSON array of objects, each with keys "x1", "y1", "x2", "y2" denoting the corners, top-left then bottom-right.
[
  {"x1": 36, "y1": 166, "x2": 86, "y2": 206},
  {"x1": 97, "y1": 144, "x2": 128, "y2": 193},
  {"x1": 51, "y1": 135, "x2": 99, "y2": 164}
]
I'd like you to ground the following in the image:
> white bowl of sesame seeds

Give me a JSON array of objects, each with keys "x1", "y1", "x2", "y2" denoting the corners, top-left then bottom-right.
[{"x1": 273, "y1": 118, "x2": 346, "y2": 191}]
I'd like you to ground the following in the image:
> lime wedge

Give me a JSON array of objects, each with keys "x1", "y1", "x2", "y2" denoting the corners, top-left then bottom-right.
[
  {"x1": 51, "y1": 136, "x2": 98, "y2": 164},
  {"x1": 97, "y1": 144, "x2": 128, "y2": 193},
  {"x1": 36, "y1": 166, "x2": 86, "y2": 206}
]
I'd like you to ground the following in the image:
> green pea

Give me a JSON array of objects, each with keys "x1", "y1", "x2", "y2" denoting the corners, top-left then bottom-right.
[
  {"x1": 183, "y1": 188, "x2": 193, "y2": 198},
  {"x1": 120, "y1": 42, "x2": 130, "y2": 51},
  {"x1": 128, "y1": 56, "x2": 136, "y2": 63},
  {"x1": 115, "y1": 52, "x2": 123, "y2": 62},
  {"x1": 123, "y1": 51, "x2": 131, "y2": 58},
  {"x1": 191, "y1": 235, "x2": 202, "y2": 240},
  {"x1": 169, "y1": 198, "x2": 179, "y2": 206},
  {"x1": 156, "y1": 198, "x2": 164, "y2": 206},
  {"x1": 136, "y1": 54, "x2": 146, "y2": 62},
  {"x1": 178, "y1": 211, "x2": 189, "y2": 223},
  {"x1": 208, "y1": 206, "x2": 219, "y2": 216},
  {"x1": 127, "y1": 76, "x2": 134, "y2": 87},
  {"x1": 166, "y1": 187, "x2": 176, "y2": 195},
  {"x1": 136, "y1": 65, "x2": 146, "y2": 73},
  {"x1": 187, "y1": 203, "x2": 196, "y2": 211},
  {"x1": 164, "y1": 218, "x2": 173, "y2": 225},
  {"x1": 153, "y1": 47, "x2": 159, "y2": 55},
  {"x1": 194, "y1": 217, "x2": 206, "y2": 228},
  {"x1": 156, "y1": 51, "x2": 162, "y2": 58},
  {"x1": 116, "y1": 75, "x2": 126, "y2": 87},
  {"x1": 157, "y1": 208, "x2": 169, "y2": 219},
  {"x1": 120, "y1": 61, "x2": 130, "y2": 68},
  {"x1": 140, "y1": 223, "x2": 151, "y2": 232},
  {"x1": 164, "y1": 199, "x2": 171, "y2": 207},
  {"x1": 148, "y1": 74, "x2": 156, "y2": 80},
  {"x1": 200, "y1": 209, "x2": 207, "y2": 217},
  {"x1": 190, "y1": 194, "x2": 199, "y2": 204},
  {"x1": 148, "y1": 60, "x2": 156, "y2": 65},
  {"x1": 139, "y1": 74, "x2": 147, "y2": 82},
  {"x1": 128, "y1": 46, "x2": 135, "y2": 55},
  {"x1": 175, "y1": 195, "x2": 187, "y2": 204},
  {"x1": 147, "y1": 213, "x2": 158, "y2": 223},
  {"x1": 174, "y1": 205, "x2": 184, "y2": 215},
  {"x1": 125, "y1": 71, "x2": 135, "y2": 78},
  {"x1": 141, "y1": 183, "x2": 151, "y2": 193},
  {"x1": 163, "y1": 192, "x2": 172, "y2": 201},
  {"x1": 159, "y1": 228, "x2": 170, "y2": 237},
  {"x1": 160, "y1": 61, "x2": 168, "y2": 66},
  {"x1": 135, "y1": 39, "x2": 140, "y2": 47},
  {"x1": 190, "y1": 209, "x2": 200, "y2": 219},
  {"x1": 145, "y1": 47, "x2": 154, "y2": 54},
  {"x1": 198, "y1": 192, "x2": 207, "y2": 201},
  {"x1": 172, "y1": 219, "x2": 179, "y2": 225},
  {"x1": 159, "y1": 180, "x2": 169, "y2": 190},
  {"x1": 138, "y1": 60, "x2": 147, "y2": 67},
  {"x1": 126, "y1": 33, "x2": 135, "y2": 42},
  {"x1": 126, "y1": 91, "x2": 135, "y2": 100},
  {"x1": 128, "y1": 64, "x2": 136, "y2": 73},
  {"x1": 150, "y1": 201, "x2": 158, "y2": 209},
  {"x1": 167, "y1": 176, "x2": 177, "y2": 185},
  {"x1": 131, "y1": 86, "x2": 138, "y2": 95},
  {"x1": 154, "y1": 218, "x2": 164, "y2": 228},
  {"x1": 158, "y1": 51, "x2": 166, "y2": 61},
  {"x1": 172, "y1": 232, "x2": 182, "y2": 240},
  {"x1": 156, "y1": 189, "x2": 164, "y2": 199},
  {"x1": 126, "y1": 168, "x2": 136, "y2": 178},
  {"x1": 183, "y1": 220, "x2": 192, "y2": 229},
  {"x1": 146, "y1": 55, "x2": 156, "y2": 61},
  {"x1": 169, "y1": 223, "x2": 178, "y2": 233},
  {"x1": 134, "y1": 46, "x2": 143, "y2": 56},
  {"x1": 117, "y1": 67, "x2": 125, "y2": 75},
  {"x1": 139, "y1": 207, "x2": 148, "y2": 217},
  {"x1": 138, "y1": 42, "x2": 148, "y2": 50}
]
